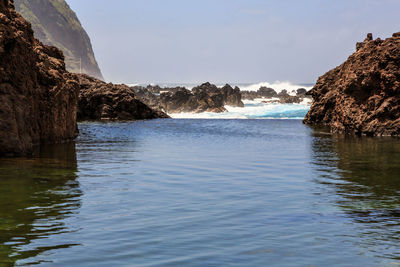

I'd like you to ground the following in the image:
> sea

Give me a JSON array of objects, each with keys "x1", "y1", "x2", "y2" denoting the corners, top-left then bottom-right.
[
  {"x1": 135, "y1": 81, "x2": 314, "y2": 119},
  {"x1": 1, "y1": 82, "x2": 400, "y2": 266}
]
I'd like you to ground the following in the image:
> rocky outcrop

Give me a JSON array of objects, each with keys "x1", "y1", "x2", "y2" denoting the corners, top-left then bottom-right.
[
  {"x1": 133, "y1": 82, "x2": 244, "y2": 114},
  {"x1": 0, "y1": 0, "x2": 80, "y2": 157},
  {"x1": 15, "y1": 0, "x2": 104, "y2": 80},
  {"x1": 160, "y1": 87, "x2": 226, "y2": 113},
  {"x1": 77, "y1": 74, "x2": 169, "y2": 121},
  {"x1": 304, "y1": 33, "x2": 400, "y2": 136},
  {"x1": 241, "y1": 87, "x2": 278, "y2": 100},
  {"x1": 192, "y1": 83, "x2": 244, "y2": 108},
  {"x1": 241, "y1": 87, "x2": 309, "y2": 104}
]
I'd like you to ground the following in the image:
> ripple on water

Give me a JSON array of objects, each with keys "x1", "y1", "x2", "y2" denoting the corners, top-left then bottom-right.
[{"x1": 0, "y1": 120, "x2": 400, "y2": 266}]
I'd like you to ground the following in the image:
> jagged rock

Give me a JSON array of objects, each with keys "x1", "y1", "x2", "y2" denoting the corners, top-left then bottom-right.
[
  {"x1": 0, "y1": 0, "x2": 80, "y2": 157},
  {"x1": 296, "y1": 88, "x2": 308, "y2": 96},
  {"x1": 241, "y1": 87, "x2": 278, "y2": 100},
  {"x1": 280, "y1": 95, "x2": 302, "y2": 104},
  {"x1": 259, "y1": 87, "x2": 278, "y2": 98},
  {"x1": 134, "y1": 82, "x2": 244, "y2": 114},
  {"x1": 241, "y1": 86, "x2": 309, "y2": 103},
  {"x1": 276, "y1": 89, "x2": 301, "y2": 104},
  {"x1": 304, "y1": 32, "x2": 400, "y2": 136},
  {"x1": 76, "y1": 74, "x2": 169, "y2": 121},
  {"x1": 133, "y1": 87, "x2": 162, "y2": 110},
  {"x1": 160, "y1": 86, "x2": 227, "y2": 113},
  {"x1": 193, "y1": 83, "x2": 244, "y2": 108},
  {"x1": 356, "y1": 33, "x2": 373, "y2": 51}
]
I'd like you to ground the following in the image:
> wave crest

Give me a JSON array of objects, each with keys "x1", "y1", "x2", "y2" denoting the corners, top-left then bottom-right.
[{"x1": 239, "y1": 81, "x2": 313, "y2": 93}]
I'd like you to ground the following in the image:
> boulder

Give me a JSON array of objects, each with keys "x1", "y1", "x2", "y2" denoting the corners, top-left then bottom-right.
[
  {"x1": 77, "y1": 74, "x2": 169, "y2": 121},
  {"x1": 296, "y1": 88, "x2": 308, "y2": 96},
  {"x1": 221, "y1": 84, "x2": 245, "y2": 107},
  {"x1": 304, "y1": 32, "x2": 400, "y2": 136},
  {"x1": 259, "y1": 87, "x2": 278, "y2": 98}
]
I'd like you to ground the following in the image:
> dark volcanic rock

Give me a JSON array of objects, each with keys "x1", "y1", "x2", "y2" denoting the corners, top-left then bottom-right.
[
  {"x1": 241, "y1": 87, "x2": 278, "y2": 100},
  {"x1": 304, "y1": 32, "x2": 400, "y2": 136},
  {"x1": 134, "y1": 82, "x2": 244, "y2": 114},
  {"x1": 296, "y1": 88, "x2": 308, "y2": 96},
  {"x1": 0, "y1": 0, "x2": 79, "y2": 157},
  {"x1": 77, "y1": 74, "x2": 169, "y2": 121},
  {"x1": 192, "y1": 82, "x2": 244, "y2": 108},
  {"x1": 221, "y1": 84, "x2": 245, "y2": 107},
  {"x1": 160, "y1": 85, "x2": 226, "y2": 113},
  {"x1": 241, "y1": 86, "x2": 310, "y2": 103},
  {"x1": 277, "y1": 90, "x2": 302, "y2": 104}
]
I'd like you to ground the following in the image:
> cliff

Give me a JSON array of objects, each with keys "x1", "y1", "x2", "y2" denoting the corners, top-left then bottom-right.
[
  {"x1": 14, "y1": 0, "x2": 104, "y2": 80},
  {"x1": 0, "y1": 0, "x2": 80, "y2": 156},
  {"x1": 304, "y1": 33, "x2": 400, "y2": 136}
]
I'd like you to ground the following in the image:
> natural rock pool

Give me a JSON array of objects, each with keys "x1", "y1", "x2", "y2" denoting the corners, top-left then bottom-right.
[{"x1": 1, "y1": 119, "x2": 400, "y2": 266}]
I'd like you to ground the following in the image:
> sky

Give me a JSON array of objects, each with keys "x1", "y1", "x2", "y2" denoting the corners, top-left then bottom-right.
[{"x1": 67, "y1": 0, "x2": 400, "y2": 84}]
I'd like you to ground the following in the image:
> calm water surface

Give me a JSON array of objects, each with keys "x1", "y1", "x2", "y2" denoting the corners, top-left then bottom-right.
[{"x1": 1, "y1": 119, "x2": 400, "y2": 266}]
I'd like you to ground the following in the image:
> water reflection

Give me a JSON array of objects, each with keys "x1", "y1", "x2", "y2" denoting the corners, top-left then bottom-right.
[
  {"x1": 0, "y1": 143, "x2": 82, "y2": 266},
  {"x1": 311, "y1": 129, "x2": 400, "y2": 259}
]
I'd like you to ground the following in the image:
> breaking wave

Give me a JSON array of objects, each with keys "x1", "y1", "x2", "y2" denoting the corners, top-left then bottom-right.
[
  {"x1": 239, "y1": 81, "x2": 313, "y2": 94},
  {"x1": 129, "y1": 81, "x2": 313, "y2": 93},
  {"x1": 170, "y1": 98, "x2": 312, "y2": 120}
]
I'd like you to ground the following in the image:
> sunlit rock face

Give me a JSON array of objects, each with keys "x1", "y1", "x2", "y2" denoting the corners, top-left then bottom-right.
[
  {"x1": 304, "y1": 32, "x2": 400, "y2": 136},
  {"x1": 0, "y1": 0, "x2": 79, "y2": 157}
]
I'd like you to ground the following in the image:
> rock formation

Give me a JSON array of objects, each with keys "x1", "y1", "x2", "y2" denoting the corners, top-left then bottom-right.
[
  {"x1": 77, "y1": 74, "x2": 169, "y2": 121},
  {"x1": 0, "y1": 0, "x2": 80, "y2": 156},
  {"x1": 304, "y1": 32, "x2": 400, "y2": 136},
  {"x1": 241, "y1": 87, "x2": 310, "y2": 104},
  {"x1": 134, "y1": 82, "x2": 244, "y2": 114},
  {"x1": 14, "y1": 0, "x2": 104, "y2": 80}
]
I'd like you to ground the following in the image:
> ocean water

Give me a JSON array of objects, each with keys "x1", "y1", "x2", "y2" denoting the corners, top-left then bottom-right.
[
  {"x1": 170, "y1": 99, "x2": 312, "y2": 119},
  {"x1": 1, "y1": 119, "x2": 400, "y2": 266}
]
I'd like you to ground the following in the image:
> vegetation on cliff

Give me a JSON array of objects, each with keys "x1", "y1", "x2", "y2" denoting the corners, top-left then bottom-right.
[{"x1": 14, "y1": 0, "x2": 104, "y2": 80}]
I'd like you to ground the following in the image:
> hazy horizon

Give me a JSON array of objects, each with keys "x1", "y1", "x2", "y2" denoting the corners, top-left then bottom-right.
[{"x1": 67, "y1": 0, "x2": 400, "y2": 84}]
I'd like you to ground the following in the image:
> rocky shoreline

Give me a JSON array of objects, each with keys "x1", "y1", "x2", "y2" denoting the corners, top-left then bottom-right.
[
  {"x1": 0, "y1": 0, "x2": 80, "y2": 157},
  {"x1": 0, "y1": 0, "x2": 168, "y2": 157},
  {"x1": 76, "y1": 74, "x2": 169, "y2": 121},
  {"x1": 304, "y1": 32, "x2": 400, "y2": 136},
  {"x1": 3, "y1": 0, "x2": 397, "y2": 157},
  {"x1": 133, "y1": 83, "x2": 311, "y2": 114}
]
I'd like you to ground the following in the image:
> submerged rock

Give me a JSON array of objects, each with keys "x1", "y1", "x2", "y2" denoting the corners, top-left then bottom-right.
[
  {"x1": 241, "y1": 87, "x2": 308, "y2": 104},
  {"x1": 0, "y1": 0, "x2": 79, "y2": 157},
  {"x1": 77, "y1": 74, "x2": 169, "y2": 121},
  {"x1": 304, "y1": 32, "x2": 400, "y2": 136}
]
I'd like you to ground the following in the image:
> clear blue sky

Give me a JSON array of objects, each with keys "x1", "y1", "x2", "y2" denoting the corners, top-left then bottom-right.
[{"x1": 67, "y1": 0, "x2": 400, "y2": 84}]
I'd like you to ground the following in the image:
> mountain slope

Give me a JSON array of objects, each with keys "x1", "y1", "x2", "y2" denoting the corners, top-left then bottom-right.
[{"x1": 15, "y1": 0, "x2": 104, "y2": 80}]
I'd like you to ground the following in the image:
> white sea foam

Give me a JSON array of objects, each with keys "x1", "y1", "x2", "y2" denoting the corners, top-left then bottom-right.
[
  {"x1": 239, "y1": 81, "x2": 313, "y2": 95},
  {"x1": 170, "y1": 98, "x2": 311, "y2": 120},
  {"x1": 129, "y1": 81, "x2": 313, "y2": 91}
]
